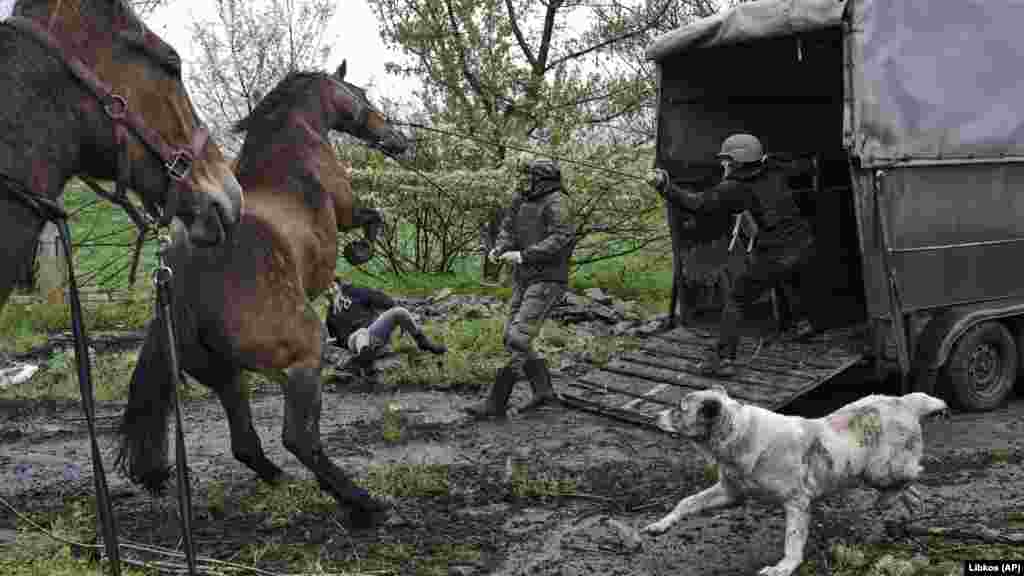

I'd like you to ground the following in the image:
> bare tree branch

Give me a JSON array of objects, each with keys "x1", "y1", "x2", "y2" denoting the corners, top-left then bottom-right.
[{"x1": 545, "y1": 0, "x2": 672, "y2": 71}]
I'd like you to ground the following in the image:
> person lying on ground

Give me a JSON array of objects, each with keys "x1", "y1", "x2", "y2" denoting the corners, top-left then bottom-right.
[{"x1": 325, "y1": 279, "x2": 447, "y2": 378}]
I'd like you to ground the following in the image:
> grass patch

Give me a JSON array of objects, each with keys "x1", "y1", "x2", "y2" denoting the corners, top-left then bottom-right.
[
  {"x1": 808, "y1": 539, "x2": 1024, "y2": 576},
  {"x1": 363, "y1": 463, "x2": 450, "y2": 497},
  {"x1": 571, "y1": 238, "x2": 673, "y2": 314},
  {"x1": 0, "y1": 294, "x2": 153, "y2": 355},
  {"x1": 0, "y1": 349, "x2": 139, "y2": 402},
  {"x1": 2, "y1": 496, "x2": 154, "y2": 576},
  {"x1": 386, "y1": 316, "x2": 506, "y2": 390},
  {"x1": 336, "y1": 542, "x2": 480, "y2": 576},
  {"x1": 239, "y1": 480, "x2": 337, "y2": 529},
  {"x1": 1007, "y1": 510, "x2": 1024, "y2": 528},
  {"x1": 989, "y1": 448, "x2": 1012, "y2": 464},
  {"x1": 240, "y1": 540, "x2": 328, "y2": 572},
  {"x1": 508, "y1": 460, "x2": 577, "y2": 499},
  {"x1": 383, "y1": 314, "x2": 642, "y2": 391}
]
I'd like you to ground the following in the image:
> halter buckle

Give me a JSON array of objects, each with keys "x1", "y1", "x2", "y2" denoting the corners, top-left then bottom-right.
[
  {"x1": 166, "y1": 150, "x2": 193, "y2": 181},
  {"x1": 104, "y1": 94, "x2": 128, "y2": 119}
]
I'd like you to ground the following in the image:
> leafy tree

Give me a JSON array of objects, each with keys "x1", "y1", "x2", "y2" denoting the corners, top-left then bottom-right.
[
  {"x1": 365, "y1": 0, "x2": 718, "y2": 166},
  {"x1": 186, "y1": 0, "x2": 337, "y2": 152}
]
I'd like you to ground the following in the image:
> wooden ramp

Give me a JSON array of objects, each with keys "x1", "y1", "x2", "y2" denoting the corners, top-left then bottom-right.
[{"x1": 555, "y1": 325, "x2": 865, "y2": 430}]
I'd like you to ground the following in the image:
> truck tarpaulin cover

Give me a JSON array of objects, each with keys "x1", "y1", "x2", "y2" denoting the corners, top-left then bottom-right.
[
  {"x1": 647, "y1": 0, "x2": 1024, "y2": 165},
  {"x1": 848, "y1": 0, "x2": 1024, "y2": 165},
  {"x1": 645, "y1": 0, "x2": 846, "y2": 61}
]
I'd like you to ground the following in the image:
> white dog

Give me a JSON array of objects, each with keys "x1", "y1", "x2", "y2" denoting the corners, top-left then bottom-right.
[{"x1": 643, "y1": 386, "x2": 948, "y2": 576}]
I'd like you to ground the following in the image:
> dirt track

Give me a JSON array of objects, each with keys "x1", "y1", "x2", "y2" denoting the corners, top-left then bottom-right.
[{"x1": 1, "y1": 359, "x2": 1023, "y2": 575}]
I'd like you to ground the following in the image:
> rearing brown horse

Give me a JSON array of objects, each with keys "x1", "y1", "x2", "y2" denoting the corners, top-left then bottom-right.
[
  {"x1": 0, "y1": 0, "x2": 243, "y2": 312},
  {"x1": 118, "y1": 62, "x2": 406, "y2": 527}
]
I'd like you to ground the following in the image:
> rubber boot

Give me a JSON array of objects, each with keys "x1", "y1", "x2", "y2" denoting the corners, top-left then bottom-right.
[
  {"x1": 413, "y1": 331, "x2": 447, "y2": 355},
  {"x1": 519, "y1": 358, "x2": 557, "y2": 413},
  {"x1": 464, "y1": 365, "x2": 517, "y2": 420}
]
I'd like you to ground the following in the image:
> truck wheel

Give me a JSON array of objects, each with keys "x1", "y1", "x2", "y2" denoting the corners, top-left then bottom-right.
[{"x1": 945, "y1": 321, "x2": 1017, "y2": 411}]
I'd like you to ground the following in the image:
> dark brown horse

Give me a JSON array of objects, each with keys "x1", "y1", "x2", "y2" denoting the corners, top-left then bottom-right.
[
  {"x1": 0, "y1": 0, "x2": 243, "y2": 312},
  {"x1": 119, "y1": 62, "x2": 407, "y2": 527}
]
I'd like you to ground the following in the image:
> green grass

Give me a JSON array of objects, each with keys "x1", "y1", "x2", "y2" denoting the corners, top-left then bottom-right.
[
  {"x1": 239, "y1": 480, "x2": 337, "y2": 529},
  {"x1": 363, "y1": 463, "x2": 451, "y2": 497},
  {"x1": 0, "y1": 294, "x2": 153, "y2": 356},
  {"x1": 571, "y1": 238, "x2": 674, "y2": 314},
  {"x1": 3, "y1": 496, "x2": 148, "y2": 576},
  {"x1": 508, "y1": 460, "x2": 577, "y2": 499},
  {"x1": 800, "y1": 539, "x2": 1019, "y2": 576},
  {"x1": 339, "y1": 542, "x2": 481, "y2": 576},
  {"x1": 0, "y1": 349, "x2": 138, "y2": 402}
]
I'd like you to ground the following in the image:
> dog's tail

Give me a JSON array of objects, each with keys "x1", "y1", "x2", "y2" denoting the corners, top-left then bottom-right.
[
  {"x1": 116, "y1": 321, "x2": 174, "y2": 493},
  {"x1": 901, "y1": 392, "x2": 949, "y2": 420}
]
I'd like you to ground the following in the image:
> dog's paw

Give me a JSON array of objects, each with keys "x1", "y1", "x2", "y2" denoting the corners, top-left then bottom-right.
[
  {"x1": 640, "y1": 521, "x2": 670, "y2": 536},
  {"x1": 758, "y1": 561, "x2": 799, "y2": 576}
]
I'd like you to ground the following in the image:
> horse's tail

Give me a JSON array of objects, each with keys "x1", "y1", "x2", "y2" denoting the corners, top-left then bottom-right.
[{"x1": 117, "y1": 322, "x2": 174, "y2": 493}]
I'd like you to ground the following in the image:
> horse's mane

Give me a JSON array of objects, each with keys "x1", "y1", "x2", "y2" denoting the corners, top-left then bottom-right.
[
  {"x1": 232, "y1": 71, "x2": 327, "y2": 134},
  {"x1": 14, "y1": 0, "x2": 141, "y2": 22}
]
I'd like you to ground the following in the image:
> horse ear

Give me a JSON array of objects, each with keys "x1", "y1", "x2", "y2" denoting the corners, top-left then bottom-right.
[{"x1": 336, "y1": 60, "x2": 347, "y2": 81}]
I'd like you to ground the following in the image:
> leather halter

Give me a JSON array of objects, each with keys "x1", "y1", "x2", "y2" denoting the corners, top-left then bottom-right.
[{"x1": 2, "y1": 16, "x2": 210, "y2": 226}]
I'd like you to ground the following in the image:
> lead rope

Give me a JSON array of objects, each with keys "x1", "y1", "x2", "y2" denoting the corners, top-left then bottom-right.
[
  {"x1": 153, "y1": 231, "x2": 198, "y2": 576},
  {"x1": 53, "y1": 215, "x2": 123, "y2": 576}
]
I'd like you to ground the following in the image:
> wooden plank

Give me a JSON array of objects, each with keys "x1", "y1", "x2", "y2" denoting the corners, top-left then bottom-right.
[
  {"x1": 656, "y1": 331, "x2": 857, "y2": 369},
  {"x1": 619, "y1": 351, "x2": 816, "y2": 393},
  {"x1": 651, "y1": 333, "x2": 859, "y2": 371},
  {"x1": 558, "y1": 393, "x2": 663, "y2": 432},
  {"x1": 566, "y1": 377, "x2": 677, "y2": 409},
  {"x1": 579, "y1": 367, "x2": 777, "y2": 407},
  {"x1": 639, "y1": 339, "x2": 834, "y2": 378},
  {"x1": 559, "y1": 322, "x2": 866, "y2": 428},
  {"x1": 569, "y1": 376, "x2": 695, "y2": 419},
  {"x1": 565, "y1": 377, "x2": 652, "y2": 409},
  {"x1": 620, "y1": 383, "x2": 669, "y2": 410}
]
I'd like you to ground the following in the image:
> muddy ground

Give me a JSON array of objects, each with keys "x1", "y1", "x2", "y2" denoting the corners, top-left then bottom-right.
[{"x1": 1, "y1": 342, "x2": 1023, "y2": 575}]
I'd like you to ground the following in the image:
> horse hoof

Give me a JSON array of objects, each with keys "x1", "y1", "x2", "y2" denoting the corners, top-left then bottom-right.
[{"x1": 341, "y1": 503, "x2": 390, "y2": 531}]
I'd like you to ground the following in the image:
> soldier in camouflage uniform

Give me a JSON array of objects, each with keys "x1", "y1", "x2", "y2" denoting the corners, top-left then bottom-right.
[
  {"x1": 465, "y1": 158, "x2": 576, "y2": 420},
  {"x1": 648, "y1": 134, "x2": 816, "y2": 376}
]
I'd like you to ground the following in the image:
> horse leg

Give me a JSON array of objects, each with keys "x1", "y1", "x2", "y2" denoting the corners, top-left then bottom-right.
[
  {"x1": 188, "y1": 358, "x2": 286, "y2": 485},
  {"x1": 0, "y1": 200, "x2": 44, "y2": 311},
  {"x1": 281, "y1": 359, "x2": 388, "y2": 526}
]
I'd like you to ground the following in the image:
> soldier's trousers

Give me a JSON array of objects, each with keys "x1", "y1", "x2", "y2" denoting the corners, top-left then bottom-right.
[
  {"x1": 504, "y1": 281, "x2": 565, "y2": 371},
  {"x1": 717, "y1": 239, "x2": 816, "y2": 359}
]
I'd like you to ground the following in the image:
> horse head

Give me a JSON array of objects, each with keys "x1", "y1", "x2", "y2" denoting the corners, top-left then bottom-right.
[
  {"x1": 331, "y1": 60, "x2": 409, "y2": 159},
  {"x1": 7, "y1": 0, "x2": 243, "y2": 245}
]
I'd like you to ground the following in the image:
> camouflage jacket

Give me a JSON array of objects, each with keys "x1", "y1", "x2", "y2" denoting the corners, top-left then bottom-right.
[{"x1": 495, "y1": 179, "x2": 575, "y2": 285}]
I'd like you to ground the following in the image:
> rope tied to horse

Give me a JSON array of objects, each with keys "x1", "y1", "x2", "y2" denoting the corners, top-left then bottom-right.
[
  {"x1": 391, "y1": 121, "x2": 654, "y2": 183},
  {"x1": 2, "y1": 174, "x2": 200, "y2": 575},
  {"x1": 1, "y1": 173, "x2": 123, "y2": 575},
  {"x1": 153, "y1": 232, "x2": 200, "y2": 576}
]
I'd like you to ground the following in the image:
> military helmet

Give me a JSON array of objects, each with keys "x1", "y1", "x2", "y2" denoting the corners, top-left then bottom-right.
[
  {"x1": 716, "y1": 133, "x2": 764, "y2": 164},
  {"x1": 521, "y1": 158, "x2": 562, "y2": 181}
]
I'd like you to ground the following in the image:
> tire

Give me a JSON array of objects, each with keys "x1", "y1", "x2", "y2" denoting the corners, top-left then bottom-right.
[{"x1": 944, "y1": 321, "x2": 1018, "y2": 412}]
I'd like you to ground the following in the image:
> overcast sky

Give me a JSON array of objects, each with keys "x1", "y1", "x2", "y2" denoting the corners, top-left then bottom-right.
[{"x1": 146, "y1": 0, "x2": 418, "y2": 105}]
